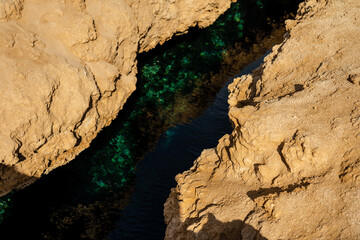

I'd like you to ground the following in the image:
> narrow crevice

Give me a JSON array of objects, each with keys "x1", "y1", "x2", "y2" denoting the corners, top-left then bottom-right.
[{"x1": 277, "y1": 141, "x2": 291, "y2": 172}]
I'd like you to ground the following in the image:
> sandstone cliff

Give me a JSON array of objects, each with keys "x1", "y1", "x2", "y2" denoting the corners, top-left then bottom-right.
[
  {"x1": 164, "y1": 0, "x2": 360, "y2": 239},
  {"x1": 0, "y1": 0, "x2": 235, "y2": 196}
]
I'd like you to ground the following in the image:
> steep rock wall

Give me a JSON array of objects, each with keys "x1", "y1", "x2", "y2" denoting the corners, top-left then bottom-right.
[
  {"x1": 0, "y1": 0, "x2": 235, "y2": 196},
  {"x1": 164, "y1": 0, "x2": 360, "y2": 239}
]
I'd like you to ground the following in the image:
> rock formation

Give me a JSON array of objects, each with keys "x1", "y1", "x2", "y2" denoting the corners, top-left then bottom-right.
[
  {"x1": 164, "y1": 0, "x2": 360, "y2": 239},
  {"x1": 0, "y1": 0, "x2": 236, "y2": 196}
]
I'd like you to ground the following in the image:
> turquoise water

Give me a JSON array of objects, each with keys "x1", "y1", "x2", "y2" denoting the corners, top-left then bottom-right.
[
  {"x1": 110, "y1": 53, "x2": 269, "y2": 240},
  {"x1": 0, "y1": 1, "x2": 301, "y2": 239}
]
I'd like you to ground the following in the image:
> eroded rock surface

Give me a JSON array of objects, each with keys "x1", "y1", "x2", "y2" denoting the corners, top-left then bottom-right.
[
  {"x1": 0, "y1": 0, "x2": 235, "y2": 195},
  {"x1": 164, "y1": 0, "x2": 360, "y2": 239}
]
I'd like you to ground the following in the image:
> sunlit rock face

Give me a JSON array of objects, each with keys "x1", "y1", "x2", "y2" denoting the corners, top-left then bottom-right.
[
  {"x1": 0, "y1": 0, "x2": 235, "y2": 195},
  {"x1": 164, "y1": 0, "x2": 360, "y2": 239}
]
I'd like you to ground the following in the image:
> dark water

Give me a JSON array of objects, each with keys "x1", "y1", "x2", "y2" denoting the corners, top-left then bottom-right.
[
  {"x1": 0, "y1": 0, "x2": 301, "y2": 239},
  {"x1": 109, "y1": 55, "x2": 267, "y2": 240}
]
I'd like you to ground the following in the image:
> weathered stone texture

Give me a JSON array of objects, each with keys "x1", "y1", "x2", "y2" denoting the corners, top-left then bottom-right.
[
  {"x1": 164, "y1": 0, "x2": 360, "y2": 239},
  {"x1": 0, "y1": 0, "x2": 235, "y2": 195}
]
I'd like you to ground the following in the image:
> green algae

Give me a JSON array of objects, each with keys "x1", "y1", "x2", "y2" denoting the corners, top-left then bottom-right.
[
  {"x1": 0, "y1": 1, "x2": 302, "y2": 234},
  {"x1": 0, "y1": 196, "x2": 11, "y2": 223},
  {"x1": 82, "y1": 0, "x2": 272, "y2": 196}
]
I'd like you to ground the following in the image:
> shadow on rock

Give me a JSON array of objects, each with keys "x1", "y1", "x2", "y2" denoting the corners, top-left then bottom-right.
[
  {"x1": 0, "y1": 163, "x2": 38, "y2": 196},
  {"x1": 166, "y1": 212, "x2": 268, "y2": 240},
  {"x1": 187, "y1": 213, "x2": 267, "y2": 240},
  {"x1": 165, "y1": 189, "x2": 267, "y2": 240}
]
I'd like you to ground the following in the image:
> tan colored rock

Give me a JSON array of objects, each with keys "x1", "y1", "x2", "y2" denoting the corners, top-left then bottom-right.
[
  {"x1": 164, "y1": 0, "x2": 360, "y2": 239},
  {"x1": 0, "y1": 0, "x2": 235, "y2": 196},
  {"x1": 0, "y1": 0, "x2": 23, "y2": 21}
]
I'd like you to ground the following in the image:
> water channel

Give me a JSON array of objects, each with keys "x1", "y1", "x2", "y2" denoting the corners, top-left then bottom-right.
[{"x1": 0, "y1": 1, "x2": 301, "y2": 239}]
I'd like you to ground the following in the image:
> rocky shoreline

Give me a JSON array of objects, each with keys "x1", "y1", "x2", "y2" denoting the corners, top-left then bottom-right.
[
  {"x1": 0, "y1": 0, "x2": 235, "y2": 195},
  {"x1": 164, "y1": 0, "x2": 360, "y2": 239}
]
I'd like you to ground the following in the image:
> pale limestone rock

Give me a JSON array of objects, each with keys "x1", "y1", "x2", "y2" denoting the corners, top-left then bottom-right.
[
  {"x1": 0, "y1": 0, "x2": 235, "y2": 195},
  {"x1": 164, "y1": 0, "x2": 360, "y2": 239},
  {"x1": 0, "y1": 0, "x2": 23, "y2": 21}
]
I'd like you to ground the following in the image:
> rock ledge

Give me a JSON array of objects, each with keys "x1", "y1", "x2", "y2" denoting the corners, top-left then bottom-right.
[
  {"x1": 164, "y1": 0, "x2": 360, "y2": 239},
  {"x1": 0, "y1": 0, "x2": 235, "y2": 195}
]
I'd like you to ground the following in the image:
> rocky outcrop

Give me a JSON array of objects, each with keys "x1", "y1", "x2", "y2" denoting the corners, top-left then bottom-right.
[
  {"x1": 0, "y1": 0, "x2": 235, "y2": 196},
  {"x1": 164, "y1": 0, "x2": 360, "y2": 239}
]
